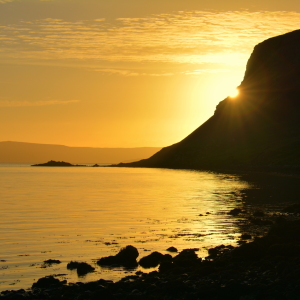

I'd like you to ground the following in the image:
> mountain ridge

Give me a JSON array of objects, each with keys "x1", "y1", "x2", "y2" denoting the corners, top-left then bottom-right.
[{"x1": 0, "y1": 141, "x2": 162, "y2": 163}]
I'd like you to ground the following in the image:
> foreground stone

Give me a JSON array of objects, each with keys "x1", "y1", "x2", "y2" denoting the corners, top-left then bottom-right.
[
  {"x1": 138, "y1": 251, "x2": 172, "y2": 268},
  {"x1": 97, "y1": 245, "x2": 139, "y2": 268},
  {"x1": 67, "y1": 261, "x2": 95, "y2": 276}
]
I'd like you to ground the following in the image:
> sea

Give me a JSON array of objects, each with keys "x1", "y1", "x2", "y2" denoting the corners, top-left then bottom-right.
[{"x1": 0, "y1": 163, "x2": 295, "y2": 291}]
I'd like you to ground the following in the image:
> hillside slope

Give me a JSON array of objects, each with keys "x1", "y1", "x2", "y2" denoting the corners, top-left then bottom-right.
[{"x1": 119, "y1": 30, "x2": 300, "y2": 170}]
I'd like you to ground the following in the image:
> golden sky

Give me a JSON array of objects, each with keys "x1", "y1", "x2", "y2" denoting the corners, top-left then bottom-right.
[{"x1": 1, "y1": 0, "x2": 300, "y2": 147}]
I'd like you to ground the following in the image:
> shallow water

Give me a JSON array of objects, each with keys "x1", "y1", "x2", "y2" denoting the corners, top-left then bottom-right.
[{"x1": 0, "y1": 163, "x2": 284, "y2": 291}]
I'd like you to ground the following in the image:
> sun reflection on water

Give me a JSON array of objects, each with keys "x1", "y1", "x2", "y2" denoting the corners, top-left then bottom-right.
[{"x1": 0, "y1": 164, "x2": 252, "y2": 291}]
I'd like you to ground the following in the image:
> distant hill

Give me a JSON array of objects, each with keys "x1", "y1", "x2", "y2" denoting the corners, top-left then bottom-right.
[
  {"x1": 0, "y1": 141, "x2": 162, "y2": 164},
  {"x1": 118, "y1": 30, "x2": 300, "y2": 171}
]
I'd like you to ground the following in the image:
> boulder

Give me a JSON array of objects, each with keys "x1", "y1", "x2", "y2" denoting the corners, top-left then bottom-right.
[
  {"x1": 32, "y1": 275, "x2": 65, "y2": 289},
  {"x1": 97, "y1": 245, "x2": 139, "y2": 268},
  {"x1": 139, "y1": 252, "x2": 172, "y2": 268}
]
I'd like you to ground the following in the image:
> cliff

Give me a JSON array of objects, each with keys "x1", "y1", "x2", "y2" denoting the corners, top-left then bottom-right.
[{"x1": 119, "y1": 30, "x2": 300, "y2": 170}]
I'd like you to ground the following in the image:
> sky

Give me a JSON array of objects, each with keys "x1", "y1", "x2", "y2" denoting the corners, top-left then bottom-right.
[{"x1": 0, "y1": 0, "x2": 300, "y2": 148}]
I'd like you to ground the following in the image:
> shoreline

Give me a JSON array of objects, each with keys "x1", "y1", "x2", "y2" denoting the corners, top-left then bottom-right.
[
  {"x1": 2, "y1": 206, "x2": 300, "y2": 299},
  {"x1": 2, "y1": 166, "x2": 300, "y2": 299}
]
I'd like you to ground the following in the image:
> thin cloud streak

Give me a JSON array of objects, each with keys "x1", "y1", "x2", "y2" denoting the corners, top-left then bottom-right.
[
  {"x1": 0, "y1": 10, "x2": 299, "y2": 70},
  {"x1": 0, "y1": 99, "x2": 80, "y2": 107},
  {"x1": 0, "y1": 0, "x2": 13, "y2": 4},
  {"x1": 95, "y1": 68, "x2": 174, "y2": 76}
]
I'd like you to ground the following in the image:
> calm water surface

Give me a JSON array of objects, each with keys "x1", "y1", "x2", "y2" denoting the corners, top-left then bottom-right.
[{"x1": 0, "y1": 163, "x2": 261, "y2": 291}]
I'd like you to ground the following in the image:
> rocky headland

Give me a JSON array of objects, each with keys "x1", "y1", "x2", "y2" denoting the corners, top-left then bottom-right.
[{"x1": 117, "y1": 30, "x2": 300, "y2": 172}]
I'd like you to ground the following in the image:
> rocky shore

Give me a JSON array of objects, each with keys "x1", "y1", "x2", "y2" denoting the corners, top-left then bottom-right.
[{"x1": 1, "y1": 210, "x2": 300, "y2": 300}]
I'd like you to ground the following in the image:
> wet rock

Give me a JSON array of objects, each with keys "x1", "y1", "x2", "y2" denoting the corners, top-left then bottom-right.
[
  {"x1": 43, "y1": 259, "x2": 61, "y2": 265},
  {"x1": 207, "y1": 245, "x2": 235, "y2": 259},
  {"x1": 97, "y1": 245, "x2": 139, "y2": 268},
  {"x1": 67, "y1": 261, "x2": 80, "y2": 270},
  {"x1": 240, "y1": 234, "x2": 252, "y2": 240},
  {"x1": 173, "y1": 249, "x2": 200, "y2": 267},
  {"x1": 32, "y1": 275, "x2": 65, "y2": 289},
  {"x1": 139, "y1": 252, "x2": 172, "y2": 268},
  {"x1": 268, "y1": 243, "x2": 300, "y2": 257},
  {"x1": 228, "y1": 208, "x2": 242, "y2": 216},
  {"x1": 282, "y1": 204, "x2": 300, "y2": 214},
  {"x1": 166, "y1": 246, "x2": 178, "y2": 252},
  {"x1": 76, "y1": 262, "x2": 95, "y2": 276},
  {"x1": 67, "y1": 261, "x2": 95, "y2": 276},
  {"x1": 268, "y1": 220, "x2": 300, "y2": 242},
  {"x1": 231, "y1": 241, "x2": 265, "y2": 260},
  {"x1": 0, "y1": 291, "x2": 27, "y2": 300},
  {"x1": 250, "y1": 217, "x2": 273, "y2": 226},
  {"x1": 253, "y1": 210, "x2": 265, "y2": 217},
  {"x1": 158, "y1": 261, "x2": 174, "y2": 273}
]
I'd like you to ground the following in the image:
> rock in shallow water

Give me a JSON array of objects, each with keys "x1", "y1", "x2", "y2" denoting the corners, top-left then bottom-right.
[
  {"x1": 32, "y1": 275, "x2": 65, "y2": 289},
  {"x1": 139, "y1": 251, "x2": 172, "y2": 268},
  {"x1": 97, "y1": 245, "x2": 139, "y2": 268},
  {"x1": 67, "y1": 261, "x2": 95, "y2": 276},
  {"x1": 166, "y1": 246, "x2": 178, "y2": 252}
]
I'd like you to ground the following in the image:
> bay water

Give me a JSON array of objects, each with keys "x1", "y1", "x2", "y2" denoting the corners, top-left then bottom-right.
[{"x1": 0, "y1": 163, "x2": 276, "y2": 291}]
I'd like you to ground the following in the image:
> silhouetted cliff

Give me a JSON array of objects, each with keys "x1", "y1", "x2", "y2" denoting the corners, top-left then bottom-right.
[{"x1": 119, "y1": 30, "x2": 300, "y2": 170}]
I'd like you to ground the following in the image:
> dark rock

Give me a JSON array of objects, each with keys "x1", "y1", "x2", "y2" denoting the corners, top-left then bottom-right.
[
  {"x1": 268, "y1": 219, "x2": 300, "y2": 242},
  {"x1": 32, "y1": 275, "x2": 64, "y2": 289},
  {"x1": 115, "y1": 245, "x2": 139, "y2": 261},
  {"x1": 173, "y1": 249, "x2": 200, "y2": 267},
  {"x1": 228, "y1": 208, "x2": 242, "y2": 216},
  {"x1": 231, "y1": 241, "x2": 265, "y2": 260},
  {"x1": 283, "y1": 204, "x2": 300, "y2": 214},
  {"x1": 158, "y1": 261, "x2": 174, "y2": 273},
  {"x1": 166, "y1": 246, "x2": 178, "y2": 252},
  {"x1": 207, "y1": 244, "x2": 235, "y2": 259},
  {"x1": 250, "y1": 217, "x2": 273, "y2": 226},
  {"x1": 139, "y1": 252, "x2": 172, "y2": 268},
  {"x1": 253, "y1": 210, "x2": 265, "y2": 217},
  {"x1": 240, "y1": 234, "x2": 252, "y2": 240},
  {"x1": 97, "y1": 245, "x2": 139, "y2": 268},
  {"x1": 268, "y1": 243, "x2": 300, "y2": 257},
  {"x1": 67, "y1": 261, "x2": 80, "y2": 270},
  {"x1": 67, "y1": 261, "x2": 95, "y2": 276},
  {"x1": 76, "y1": 262, "x2": 95, "y2": 276},
  {"x1": 43, "y1": 259, "x2": 61, "y2": 265}
]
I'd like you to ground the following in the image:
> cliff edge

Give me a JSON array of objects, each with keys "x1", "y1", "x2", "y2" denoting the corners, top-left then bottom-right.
[{"x1": 118, "y1": 30, "x2": 300, "y2": 170}]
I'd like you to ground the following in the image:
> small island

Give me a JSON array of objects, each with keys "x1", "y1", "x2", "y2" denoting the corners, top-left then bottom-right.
[{"x1": 31, "y1": 160, "x2": 86, "y2": 167}]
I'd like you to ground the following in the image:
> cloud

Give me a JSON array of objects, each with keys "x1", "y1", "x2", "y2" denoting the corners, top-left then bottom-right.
[
  {"x1": 184, "y1": 69, "x2": 229, "y2": 75},
  {"x1": 94, "y1": 68, "x2": 174, "y2": 76},
  {"x1": 0, "y1": 10, "x2": 299, "y2": 71},
  {"x1": 0, "y1": 99, "x2": 80, "y2": 107}
]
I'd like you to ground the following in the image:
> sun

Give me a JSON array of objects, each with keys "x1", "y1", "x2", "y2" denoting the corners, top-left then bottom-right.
[{"x1": 229, "y1": 87, "x2": 239, "y2": 98}]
